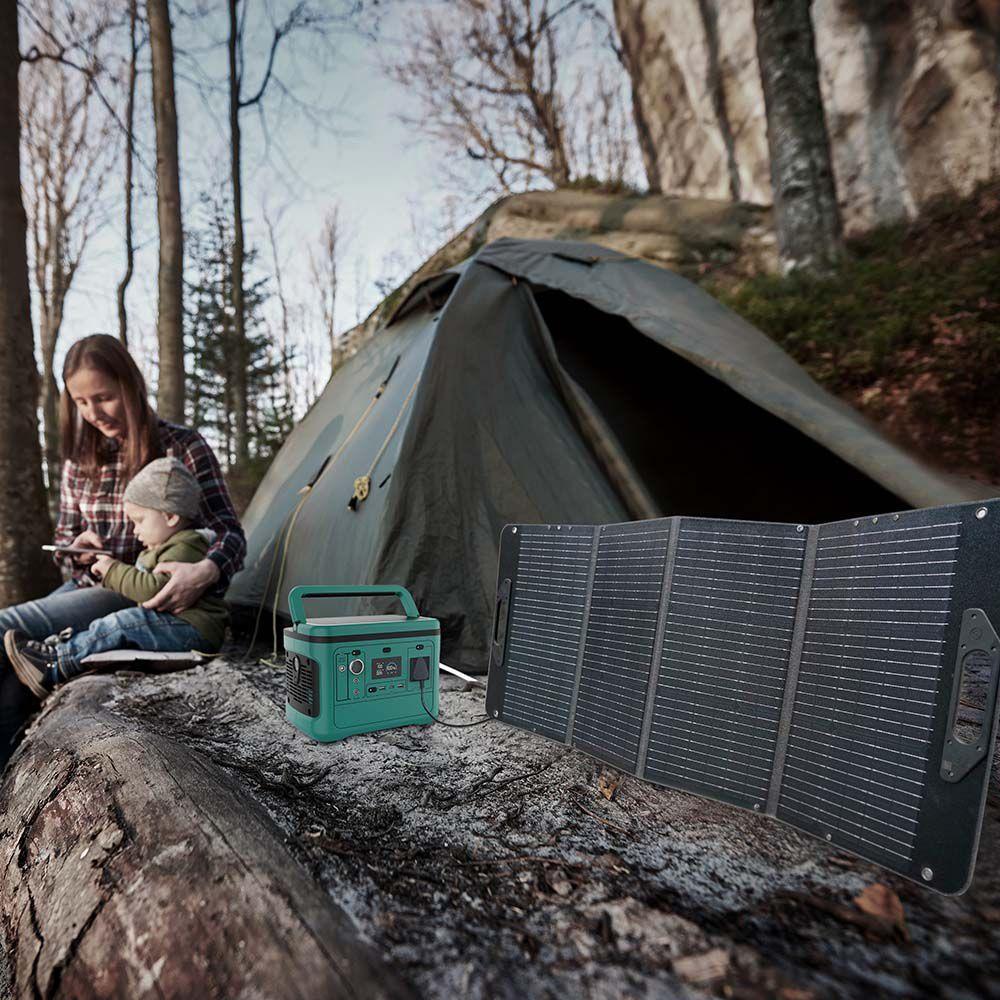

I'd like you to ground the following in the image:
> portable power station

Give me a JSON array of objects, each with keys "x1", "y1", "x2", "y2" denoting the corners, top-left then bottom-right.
[{"x1": 283, "y1": 585, "x2": 440, "y2": 741}]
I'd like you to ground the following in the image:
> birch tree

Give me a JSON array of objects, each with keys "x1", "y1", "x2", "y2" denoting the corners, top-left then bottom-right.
[
  {"x1": 310, "y1": 206, "x2": 340, "y2": 373},
  {"x1": 753, "y1": 0, "x2": 843, "y2": 272}
]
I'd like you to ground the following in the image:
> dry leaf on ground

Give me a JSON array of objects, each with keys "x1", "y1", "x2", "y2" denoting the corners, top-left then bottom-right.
[
  {"x1": 598, "y1": 771, "x2": 622, "y2": 801},
  {"x1": 854, "y1": 883, "x2": 909, "y2": 940}
]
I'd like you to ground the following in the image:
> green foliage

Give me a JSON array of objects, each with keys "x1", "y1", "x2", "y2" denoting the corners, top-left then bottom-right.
[
  {"x1": 185, "y1": 194, "x2": 296, "y2": 487},
  {"x1": 708, "y1": 184, "x2": 1000, "y2": 483}
]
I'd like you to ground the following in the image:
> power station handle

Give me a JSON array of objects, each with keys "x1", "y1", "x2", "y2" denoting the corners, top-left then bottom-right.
[{"x1": 288, "y1": 585, "x2": 420, "y2": 624}]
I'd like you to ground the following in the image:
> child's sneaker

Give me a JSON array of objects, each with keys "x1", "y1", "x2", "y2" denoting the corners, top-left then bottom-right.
[{"x1": 3, "y1": 630, "x2": 57, "y2": 700}]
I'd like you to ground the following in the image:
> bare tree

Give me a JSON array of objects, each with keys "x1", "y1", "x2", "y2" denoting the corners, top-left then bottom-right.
[
  {"x1": 148, "y1": 0, "x2": 185, "y2": 421},
  {"x1": 753, "y1": 0, "x2": 842, "y2": 272},
  {"x1": 387, "y1": 0, "x2": 582, "y2": 190},
  {"x1": 21, "y1": 1, "x2": 116, "y2": 510},
  {"x1": 1, "y1": 0, "x2": 59, "y2": 604},
  {"x1": 262, "y1": 202, "x2": 296, "y2": 418},
  {"x1": 571, "y1": 62, "x2": 634, "y2": 189},
  {"x1": 227, "y1": 0, "x2": 329, "y2": 465},
  {"x1": 116, "y1": 0, "x2": 140, "y2": 347},
  {"x1": 309, "y1": 206, "x2": 340, "y2": 371}
]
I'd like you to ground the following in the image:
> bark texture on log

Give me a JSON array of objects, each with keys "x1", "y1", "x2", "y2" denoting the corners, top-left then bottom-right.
[
  {"x1": 0, "y1": 676, "x2": 415, "y2": 1000},
  {"x1": 4, "y1": 659, "x2": 999, "y2": 998}
]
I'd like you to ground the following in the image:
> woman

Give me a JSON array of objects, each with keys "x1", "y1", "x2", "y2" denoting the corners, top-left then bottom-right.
[{"x1": 0, "y1": 334, "x2": 246, "y2": 769}]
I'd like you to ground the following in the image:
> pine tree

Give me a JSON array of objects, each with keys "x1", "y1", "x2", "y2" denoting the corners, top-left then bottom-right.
[{"x1": 185, "y1": 196, "x2": 294, "y2": 489}]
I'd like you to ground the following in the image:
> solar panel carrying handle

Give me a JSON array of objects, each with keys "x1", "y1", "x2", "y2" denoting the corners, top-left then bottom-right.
[
  {"x1": 491, "y1": 578, "x2": 512, "y2": 665},
  {"x1": 288, "y1": 585, "x2": 420, "y2": 624},
  {"x1": 940, "y1": 608, "x2": 1000, "y2": 783}
]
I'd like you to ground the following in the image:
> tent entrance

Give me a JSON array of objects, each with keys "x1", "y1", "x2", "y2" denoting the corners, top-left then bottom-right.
[{"x1": 531, "y1": 287, "x2": 904, "y2": 523}]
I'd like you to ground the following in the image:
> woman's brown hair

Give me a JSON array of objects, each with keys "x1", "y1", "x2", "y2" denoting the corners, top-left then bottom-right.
[{"x1": 60, "y1": 334, "x2": 163, "y2": 480}]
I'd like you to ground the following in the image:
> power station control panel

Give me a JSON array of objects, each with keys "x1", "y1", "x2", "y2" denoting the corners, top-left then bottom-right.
[{"x1": 334, "y1": 644, "x2": 432, "y2": 702}]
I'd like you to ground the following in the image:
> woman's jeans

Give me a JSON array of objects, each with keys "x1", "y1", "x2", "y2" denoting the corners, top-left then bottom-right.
[{"x1": 0, "y1": 581, "x2": 134, "y2": 770}]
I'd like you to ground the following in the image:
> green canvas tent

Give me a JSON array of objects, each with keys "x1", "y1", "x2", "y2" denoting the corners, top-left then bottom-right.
[{"x1": 227, "y1": 238, "x2": 991, "y2": 672}]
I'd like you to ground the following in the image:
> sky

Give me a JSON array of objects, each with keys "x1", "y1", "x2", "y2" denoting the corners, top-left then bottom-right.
[{"x1": 37, "y1": 0, "x2": 490, "y2": 397}]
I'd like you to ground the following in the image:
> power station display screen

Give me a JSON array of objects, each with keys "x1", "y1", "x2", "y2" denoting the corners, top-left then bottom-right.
[
  {"x1": 486, "y1": 501, "x2": 1000, "y2": 895},
  {"x1": 372, "y1": 657, "x2": 402, "y2": 680}
]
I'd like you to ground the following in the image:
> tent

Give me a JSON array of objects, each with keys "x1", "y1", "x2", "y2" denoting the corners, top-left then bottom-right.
[{"x1": 227, "y1": 238, "x2": 991, "y2": 672}]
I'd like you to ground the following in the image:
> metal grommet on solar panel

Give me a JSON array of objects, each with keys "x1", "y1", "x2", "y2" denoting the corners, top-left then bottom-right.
[
  {"x1": 872, "y1": 517, "x2": 878, "y2": 524},
  {"x1": 796, "y1": 525, "x2": 804, "y2": 533},
  {"x1": 977, "y1": 507, "x2": 988, "y2": 519},
  {"x1": 921, "y1": 867, "x2": 934, "y2": 881},
  {"x1": 512, "y1": 527, "x2": 517, "y2": 534},
  {"x1": 492, "y1": 710, "x2": 498, "y2": 718},
  {"x1": 825, "y1": 833, "x2": 832, "y2": 841},
  {"x1": 893, "y1": 514, "x2": 900, "y2": 521},
  {"x1": 853, "y1": 520, "x2": 859, "y2": 526}
]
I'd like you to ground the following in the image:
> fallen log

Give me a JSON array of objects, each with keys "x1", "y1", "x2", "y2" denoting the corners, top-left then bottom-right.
[
  {"x1": 3, "y1": 657, "x2": 1000, "y2": 998},
  {"x1": 0, "y1": 675, "x2": 415, "y2": 1000}
]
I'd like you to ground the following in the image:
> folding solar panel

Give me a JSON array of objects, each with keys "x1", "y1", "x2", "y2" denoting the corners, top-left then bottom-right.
[{"x1": 486, "y1": 500, "x2": 1000, "y2": 894}]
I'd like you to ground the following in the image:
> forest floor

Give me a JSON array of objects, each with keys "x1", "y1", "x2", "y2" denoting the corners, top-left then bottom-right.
[
  {"x1": 707, "y1": 181, "x2": 1000, "y2": 489},
  {"x1": 11, "y1": 650, "x2": 994, "y2": 999}
]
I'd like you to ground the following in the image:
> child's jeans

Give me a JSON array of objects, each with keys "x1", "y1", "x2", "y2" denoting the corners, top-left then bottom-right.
[{"x1": 53, "y1": 606, "x2": 205, "y2": 683}]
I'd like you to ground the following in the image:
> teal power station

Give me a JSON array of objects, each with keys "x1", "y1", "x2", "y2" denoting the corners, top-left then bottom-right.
[{"x1": 283, "y1": 585, "x2": 440, "y2": 741}]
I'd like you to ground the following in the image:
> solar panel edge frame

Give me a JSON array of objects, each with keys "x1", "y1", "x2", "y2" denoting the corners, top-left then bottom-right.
[
  {"x1": 765, "y1": 523, "x2": 819, "y2": 815},
  {"x1": 564, "y1": 526, "x2": 602, "y2": 746},
  {"x1": 634, "y1": 516, "x2": 681, "y2": 778},
  {"x1": 486, "y1": 502, "x2": 1000, "y2": 895}
]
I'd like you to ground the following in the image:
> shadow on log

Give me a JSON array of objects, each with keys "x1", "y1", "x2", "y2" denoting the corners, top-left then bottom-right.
[{"x1": 0, "y1": 675, "x2": 415, "y2": 999}]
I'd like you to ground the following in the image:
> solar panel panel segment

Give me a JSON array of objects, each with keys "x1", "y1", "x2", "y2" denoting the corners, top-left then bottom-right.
[
  {"x1": 500, "y1": 526, "x2": 594, "y2": 741},
  {"x1": 571, "y1": 521, "x2": 671, "y2": 771},
  {"x1": 644, "y1": 519, "x2": 805, "y2": 809},
  {"x1": 777, "y1": 512, "x2": 961, "y2": 869}
]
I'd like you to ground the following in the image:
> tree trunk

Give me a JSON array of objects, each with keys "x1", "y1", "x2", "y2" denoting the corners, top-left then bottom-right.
[
  {"x1": 611, "y1": 0, "x2": 661, "y2": 195},
  {"x1": 39, "y1": 317, "x2": 61, "y2": 519},
  {"x1": 229, "y1": 0, "x2": 250, "y2": 465},
  {"x1": 753, "y1": 0, "x2": 843, "y2": 273},
  {"x1": 0, "y1": 676, "x2": 416, "y2": 999},
  {"x1": 116, "y1": 0, "x2": 138, "y2": 348},
  {"x1": 148, "y1": 0, "x2": 185, "y2": 420},
  {"x1": 0, "y1": 3, "x2": 59, "y2": 607}
]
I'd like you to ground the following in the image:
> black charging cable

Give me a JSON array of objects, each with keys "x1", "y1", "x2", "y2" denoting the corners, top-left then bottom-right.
[
  {"x1": 411, "y1": 655, "x2": 491, "y2": 728},
  {"x1": 418, "y1": 680, "x2": 491, "y2": 727}
]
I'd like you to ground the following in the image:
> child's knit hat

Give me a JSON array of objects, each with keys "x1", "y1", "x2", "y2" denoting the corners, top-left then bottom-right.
[{"x1": 124, "y1": 457, "x2": 201, "y2": 521}]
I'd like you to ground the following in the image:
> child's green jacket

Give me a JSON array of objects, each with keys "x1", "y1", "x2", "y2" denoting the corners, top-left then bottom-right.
[{"x1": 102, "y1": 528, "x2": 229, "y2": 650}]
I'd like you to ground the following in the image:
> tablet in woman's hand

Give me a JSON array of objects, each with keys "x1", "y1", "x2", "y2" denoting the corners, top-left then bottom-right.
[{"x1": 42, "y1": 544, "x2": 113, "y2": 556}]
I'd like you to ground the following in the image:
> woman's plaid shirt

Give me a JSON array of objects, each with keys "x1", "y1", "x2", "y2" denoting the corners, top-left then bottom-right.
[{"x1": 54, "y1": 419, "x2": 246, "y2": 592}]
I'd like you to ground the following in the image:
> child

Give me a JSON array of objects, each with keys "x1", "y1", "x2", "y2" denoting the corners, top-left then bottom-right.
[{"x1": 4, "y1": 457, "x2": 229, "y2": 700}]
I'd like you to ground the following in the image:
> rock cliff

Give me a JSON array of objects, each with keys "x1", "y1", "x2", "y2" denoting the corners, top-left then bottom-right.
[{"x1": 614, "y1": 0, "x2": 1000, "y2": 234}]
